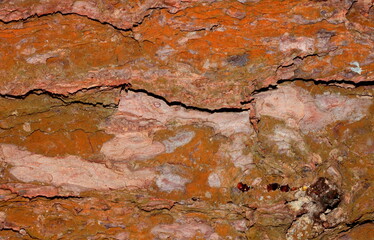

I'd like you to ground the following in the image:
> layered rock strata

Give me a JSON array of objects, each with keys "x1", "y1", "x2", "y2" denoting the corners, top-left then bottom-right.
[{"x1": 0, "y1": 0, "x2": 373, "y2": 239}]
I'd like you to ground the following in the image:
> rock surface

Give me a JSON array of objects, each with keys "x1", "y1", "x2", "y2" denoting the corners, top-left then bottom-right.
[
  {"x1": 1, "y1": 0, "x2": 373, "y2": 108},
  {"x1": 0, "y1": 0, "x2": 373, "y2": 239}
]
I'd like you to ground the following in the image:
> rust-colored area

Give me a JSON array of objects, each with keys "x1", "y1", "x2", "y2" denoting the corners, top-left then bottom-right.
[
  {"x1": 0, "y1": 81, "x2": 372, "y2": 239},
  {"x1": 0, "y1": 0, "x2": 373, "y2": 108},
  {"x1": 0, "y1": 0, "x2": 373, "y2": 238},
  {"x1": 0, "y1": 91, "x2": 115, "y2": 159}
]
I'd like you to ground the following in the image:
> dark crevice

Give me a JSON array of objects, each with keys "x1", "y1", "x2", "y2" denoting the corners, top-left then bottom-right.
[
  {"x1": 0, "y1": 88, "x2": 67, "y2": 100},
  {"x1": 133, "y1": 6, "x2": 168, "y2": 27},
  {"x1": 292, "y1": 53, "x2": 320, "y2": 61},
  {"x1": 128, "y1": 88, "x2": 249, "y2": 113},
  {"x1": 368, "y1": 4, "x2": 373, "y2": 13},
  {"x1": 239, "y1": 99, "x2": 255, "y2": 105},
  {"x1": 345, "y1": 218, "x2": 374, "y2": 228},
  {"x1": 1, "y1": 78, "x2": 372, "y2": 114},
  {"x1": 243, "y1": 77, "x2": 373, "y2": 102},
  {"x1": 0, "y1": 228, "x2": 21, "y2": 234},
  {"x1": 0, "y1": 84, "x2": 250, "y2": 113},
  {"x1": 62, "y1": 100, "x2": 118, "y2": 108},
  {"x1": 179, "y1": 24, "x2": 220, "y2": 32},
  {"x1": 0, "y1": 2, "x2": 172, "y2": 33},
  {"x1": 336, "y1": 218, "x2": 374, "y2": 235},
  {"x1": 1, "y1": 11, "x2": 134, "y2": 32},
  {"x1": 0, "y1": 86, "x2": 124, "y2": 109},
  {"x1": 250, "y1": 84, "x2": 278, "y2": 96},
  {"x1": 277, "y1": 78, "x2": 374, "y2": 87},
  {"x1": 137, "y1": 206, "x2": 175, "y2": 213},
  {"x1": 28, "y1": 195, "x2": 82, "y2": 201},
  {"x1": 346, "y1": 0, "x2": 358, "y2": 17},
  {"x1": 275, "y1": 53, "x2": 320, "y2": 73}
]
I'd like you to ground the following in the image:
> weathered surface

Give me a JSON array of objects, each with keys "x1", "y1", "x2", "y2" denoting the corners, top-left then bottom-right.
[
  {"x1": 0, "y1": 0, "x2": 373, "y2": 108},
  {"x1": 0, "y1": 81, "x2": 372, "y2": 239},
  {"x1": 0, "y1": 0, "x2": 373, "y2": 239}
]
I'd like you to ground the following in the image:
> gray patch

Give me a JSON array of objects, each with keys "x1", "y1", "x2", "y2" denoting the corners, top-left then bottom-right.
[
  {"x1": 227, "y1": 54, "x2": 249, "y2": 67},
  {"x1": 162, "y1": 131, "x2": 195, "y2": 153},
  {"x1": 317, "y1": 29, "x2": 336, "y2": 39},
  {"x1": 156, "y1": 173, "x2": 190, "y2": 192},
  {"x1": 208, "y1": 173, "x2": 221, "y2": 188}
]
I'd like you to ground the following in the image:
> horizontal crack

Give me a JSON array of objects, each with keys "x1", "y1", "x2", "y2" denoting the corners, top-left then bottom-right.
[
  {"x1": 1, "y1": 79, "x2": 372, "y2": 114},
  {"x1": 277, "y1": 78, "x2": 374, "y2": 87},
  {"x1": 28, "y1": 195, "x2": 82, "y2": 201},
  {"x1": 1, "y1": 11, "x2": 136, "y2": 32},
  {"x1": 0, "y1": 86, "x2": 122, "y2": 109},
  {"x1": 128, "y1": 88, "x2": 250, "y2": 113},
  {"x1": 0, "y1": 83, "x2": 250, "y2": 113}
]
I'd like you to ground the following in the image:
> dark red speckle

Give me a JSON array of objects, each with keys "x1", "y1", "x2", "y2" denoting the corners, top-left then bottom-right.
[
  {"x1": 237, "y1": 182, "x2": 251, "y2": 192},
  {"x1": 267, "y1": 183, "x2": 280, "y2": 192},
  {"x1": 280, "y1": 185, "x2": 290, "y2": 192}
]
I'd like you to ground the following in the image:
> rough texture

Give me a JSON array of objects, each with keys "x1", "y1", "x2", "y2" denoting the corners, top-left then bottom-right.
[
  {"x1": 1, "y1": 0, "x2": 373, "y2": 108},
  {"x1": 0, "y1": 0, "x2": 373, "y2": 239}
]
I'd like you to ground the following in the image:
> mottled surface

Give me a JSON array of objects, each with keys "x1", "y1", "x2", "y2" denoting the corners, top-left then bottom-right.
[
  {"x1": 0, "y1": 0, "x2": 373, "y2": 239},
  {"x1": 0, "y1": 0, "x2": 373, "y2": 108},
  {"x1": 0, "y1": 81, "x2": 372, "y2": 239}
]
